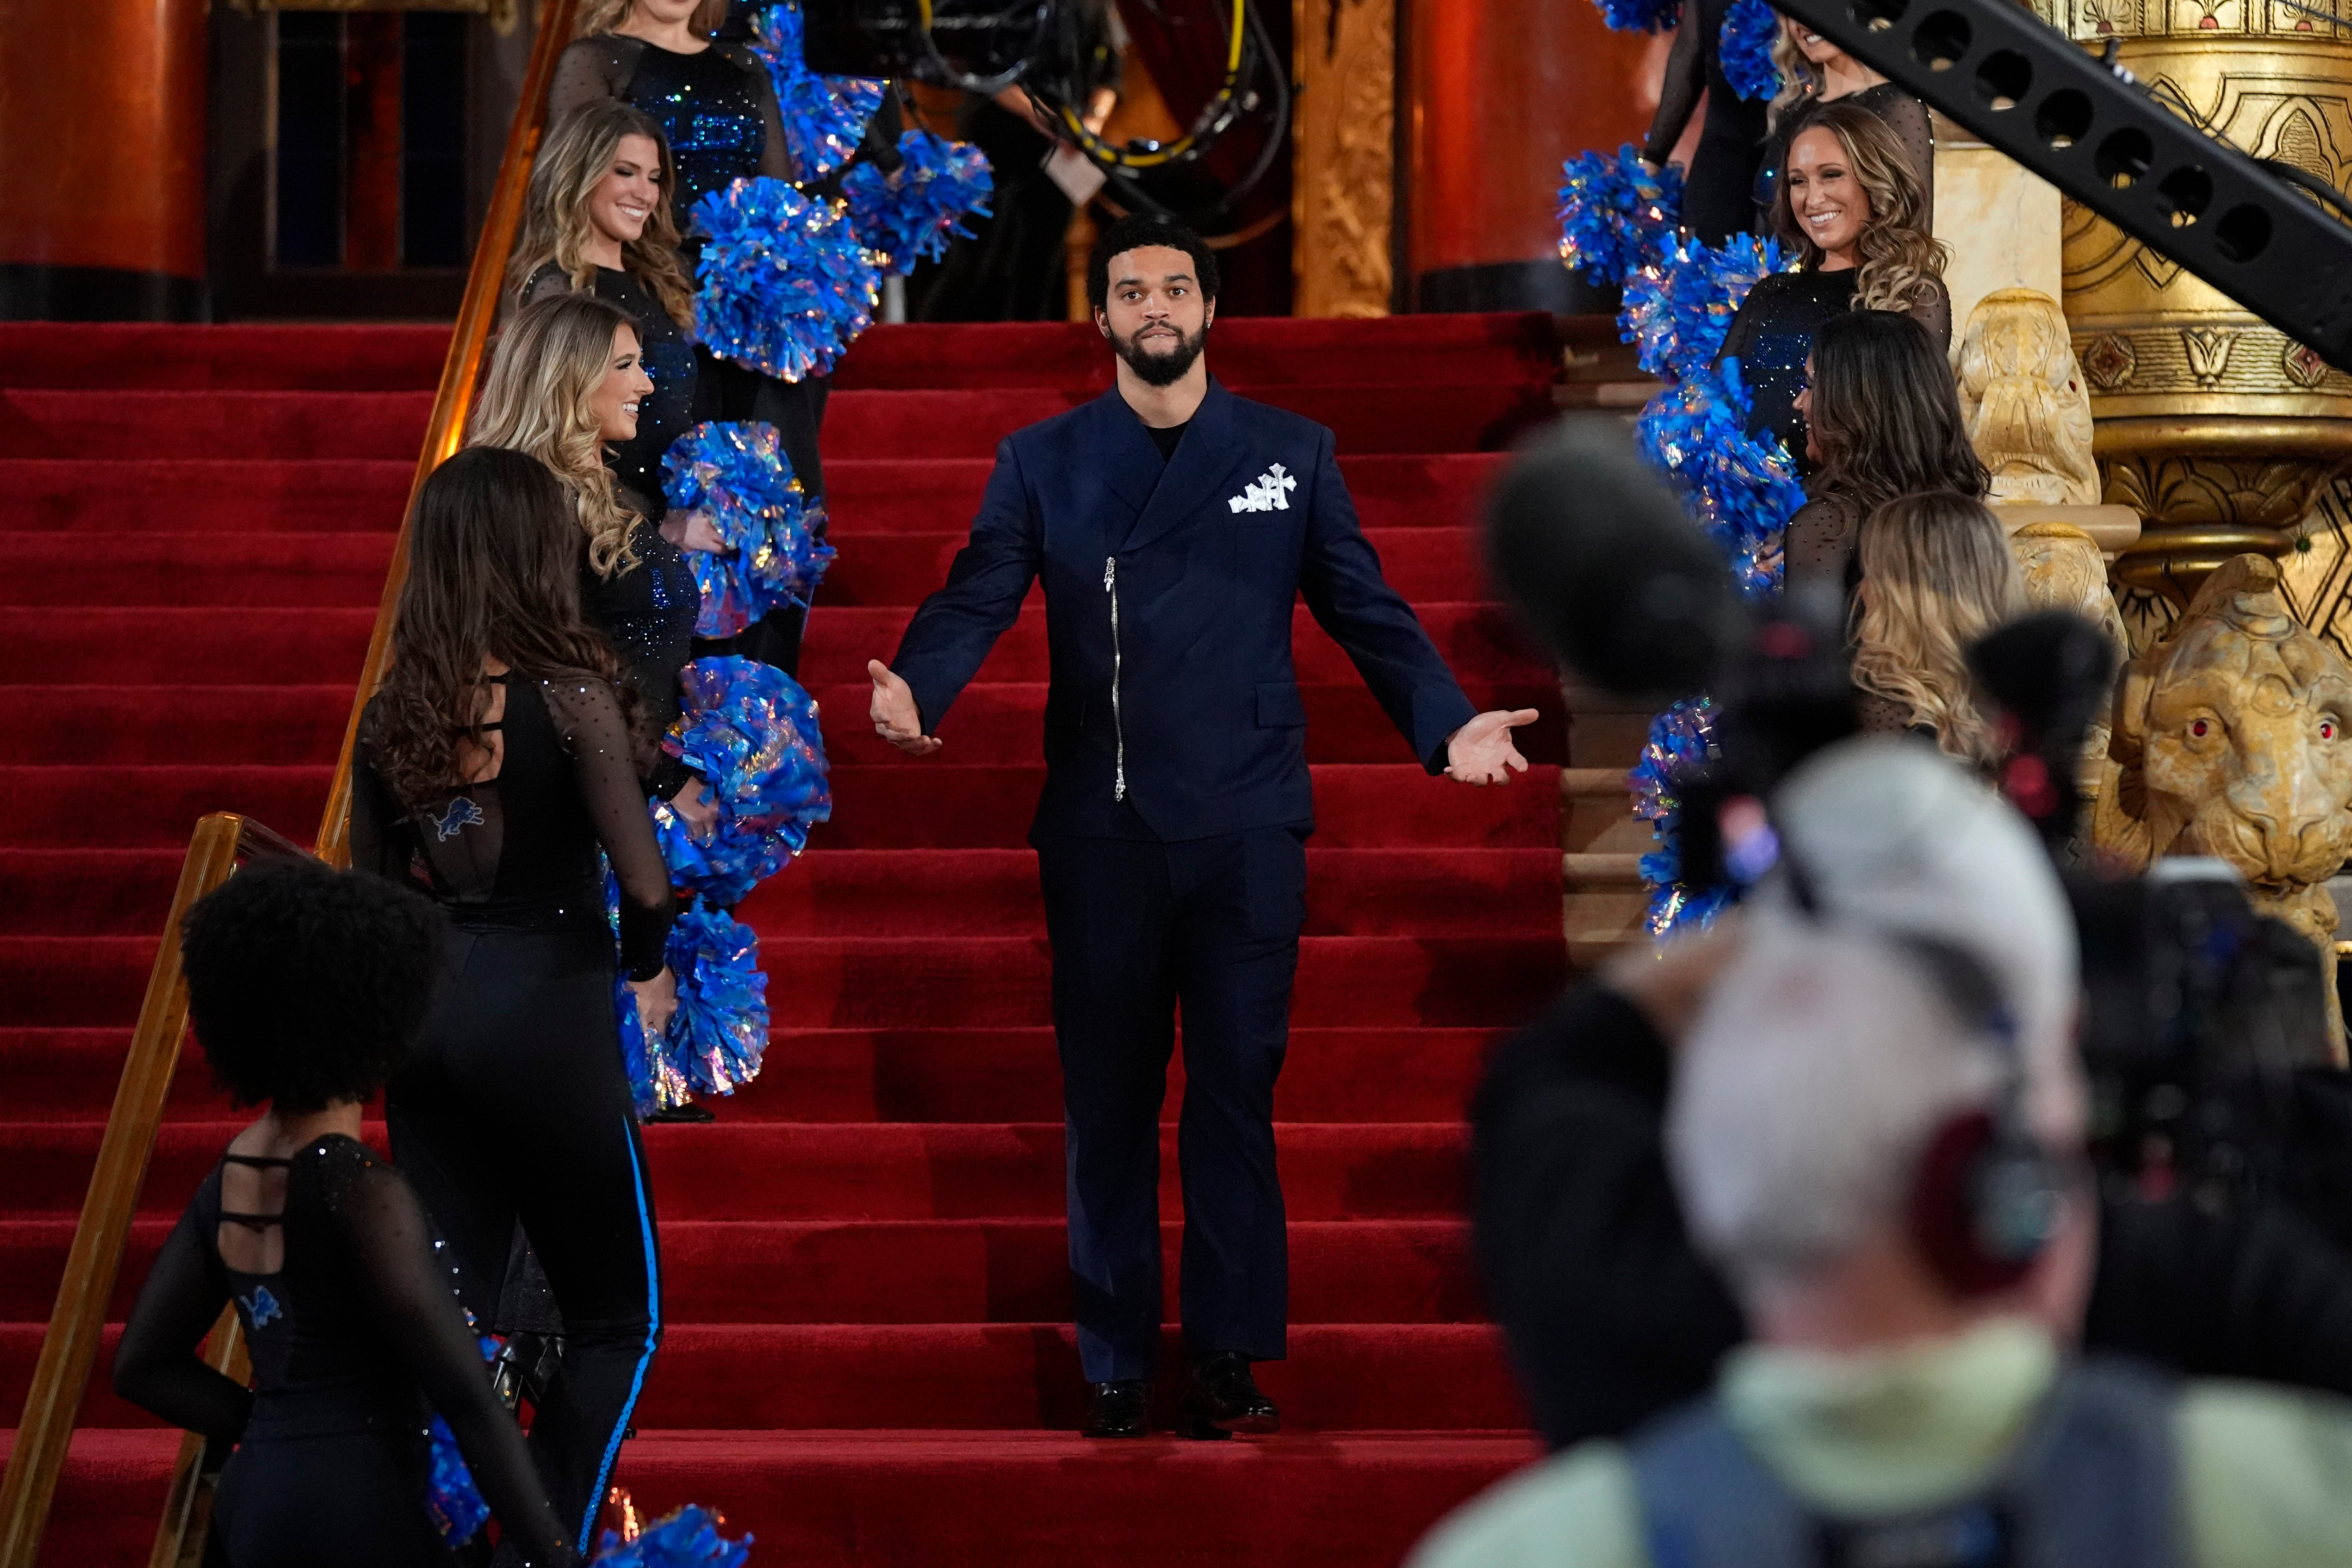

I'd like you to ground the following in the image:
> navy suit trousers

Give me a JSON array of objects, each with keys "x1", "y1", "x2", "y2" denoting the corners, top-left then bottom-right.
[{"x1": 1035, "y1": 824, "x2": 1308, "y2": 1381}]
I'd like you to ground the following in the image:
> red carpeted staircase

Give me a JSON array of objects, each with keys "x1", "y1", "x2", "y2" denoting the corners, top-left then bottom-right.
[{"x1": 0, "y1": 313, "x2": 1565, "y2": 1564}]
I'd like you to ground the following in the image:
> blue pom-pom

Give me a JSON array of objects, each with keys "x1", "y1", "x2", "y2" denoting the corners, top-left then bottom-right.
[
  {"x1": 654, "y1": 657, "x2": 832, "y2": 907},
  {"x1": 1719, "y1": 0, "x2": 1783, "y2": 102},
  {"x1": 751, "y1": 1, "x2": 886, "y2": 179},
  {"x1": 422, "y1": 1333, "x2": 502, "y2": 1543},
  {"x1": 1619, "y1": 230, "x2": 1787, "y2": 382},
  {"x1": 664, "y1": 422, "x2": 834, "y2": 639},
  {"x1": 596, "y1": 1503, "x2": 754, "y2": 1567},
  {"x1": 694, "y1": 177, "x2": 878, "y2": 382},
  {"x1": 663, "y1": 899, "x2": 770, "y2": 1097},
  {"x1": 1557, "y1": 145, "x2": 1683, "y2": 287},
  {"x1": 1633, "y1": 355, "x2": 1801, "y2": 601},
  {"x1": 1591, "y1": 0, "x2": 1681, "y2": 31},
  {"x1": 1626, "y1": 697, "x2": 1738, "y2": 937},
  {"x1": 843, "y1": 128, "x2": 994, "y2": 276}
]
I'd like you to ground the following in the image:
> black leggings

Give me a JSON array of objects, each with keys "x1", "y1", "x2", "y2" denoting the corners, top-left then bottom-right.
[
  {"x1": 211, "y1": 1432, "x2": 454, "y2": 1568},
  {"x1": 386, "y1": 924, "x2": 661, "y2": 1560}
]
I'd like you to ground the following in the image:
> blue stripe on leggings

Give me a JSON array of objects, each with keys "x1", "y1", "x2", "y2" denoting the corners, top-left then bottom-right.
[{"x1": 579, "y1": 1118, "x2": 663, "y2": 1555}]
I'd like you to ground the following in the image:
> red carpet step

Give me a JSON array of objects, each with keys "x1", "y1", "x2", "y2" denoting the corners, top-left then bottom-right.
[{"x1": 0, "y1": 314, "x2": 1564, "y2": 1567}]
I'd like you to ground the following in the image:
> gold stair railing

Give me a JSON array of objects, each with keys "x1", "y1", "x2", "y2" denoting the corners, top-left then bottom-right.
[{"x1": 0, "y1": 0, "x2": 577, "y2": 1561}]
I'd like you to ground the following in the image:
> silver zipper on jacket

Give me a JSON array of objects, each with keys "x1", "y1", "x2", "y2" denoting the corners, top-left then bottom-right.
[{"x1": 1104, "y1": 556, "x2": 1127, "y2": 801}]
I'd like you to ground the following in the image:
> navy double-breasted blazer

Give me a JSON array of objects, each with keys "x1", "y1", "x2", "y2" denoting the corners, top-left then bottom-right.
[{"x1": 890, "y1": 378, "x2": 1478, "y2": 843}]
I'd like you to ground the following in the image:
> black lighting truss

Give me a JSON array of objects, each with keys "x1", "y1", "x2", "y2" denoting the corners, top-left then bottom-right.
[{"x1": 1768, "y1": 0, "x2": 2352, "y2": 370}]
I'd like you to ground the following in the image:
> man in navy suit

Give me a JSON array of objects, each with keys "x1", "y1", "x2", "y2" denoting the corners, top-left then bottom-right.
[{"x1": 869, "y1": 214, "x2": 1535, "y2": 1439}]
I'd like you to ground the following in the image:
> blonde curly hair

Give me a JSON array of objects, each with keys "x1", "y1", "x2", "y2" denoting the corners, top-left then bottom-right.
[
  {"x1": 1768, "y1": 20, "x2": 1826, "y2": 133},
  {"x1": 467, "y1": 291, "x2": 644, "y2": 579},
  {"x1": 1850, "y1": 491, "x2": 2024, "y2": 772},
  {"x1": 1773, "y1": 99, "x2": 1946, "y2": 318},
  {"x1": 507, "y1": 99, "x2": 697, "y2": 328},
  {"x1": 573, "y1": 0, "x2": 727, "y2": 38}
]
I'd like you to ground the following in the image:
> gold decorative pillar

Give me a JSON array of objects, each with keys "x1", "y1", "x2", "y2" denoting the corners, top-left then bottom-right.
[
  {"x1": 2042, "y1": 0, "x2": 2352, "y2": 645},
  {"x1": 1293, "y1": 0, "x2": 1396, "y2": 317}
]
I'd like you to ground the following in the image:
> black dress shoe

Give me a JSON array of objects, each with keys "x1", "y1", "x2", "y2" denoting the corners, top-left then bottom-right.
[
  {"x1": 645, "y1": 1099, "x2": 716, "y2": 1123},
  {"x1": 1083, "y1": 1378, "x2": 1150, "y2": 1438},
  {"x1": 1181, "y1": 1351, "x2": 1280, "y2": 1439}
]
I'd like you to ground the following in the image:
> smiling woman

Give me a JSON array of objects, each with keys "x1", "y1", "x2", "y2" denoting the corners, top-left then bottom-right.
[{"x1": 1712, "y1": 99, "x2": 1949, "y2": 465}]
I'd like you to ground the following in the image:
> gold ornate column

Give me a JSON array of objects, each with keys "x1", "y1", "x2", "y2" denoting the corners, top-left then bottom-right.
[
  {"x1": 2043, "y1": 0, "x2": 2352, "y2": 645},
  {"x1": 1293, "y1": 0, "x2": 1396, "y2": 317}
]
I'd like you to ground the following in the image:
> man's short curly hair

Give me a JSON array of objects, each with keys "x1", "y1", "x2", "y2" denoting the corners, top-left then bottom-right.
[
  {"x1": 180, "y1": 857, "x2": 447, "y2": 1112},
  {"x1": 1086, "y1": 212, "x2": 1220, "y2": 313}
]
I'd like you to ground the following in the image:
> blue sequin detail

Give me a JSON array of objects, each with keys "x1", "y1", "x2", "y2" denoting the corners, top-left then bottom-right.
[
  {"x1": 239, "y1": 1285, "x2": 282, "y2": 1330},
  {"x1": 429, "y1": 797, "x2": 484, "y2": 842}
]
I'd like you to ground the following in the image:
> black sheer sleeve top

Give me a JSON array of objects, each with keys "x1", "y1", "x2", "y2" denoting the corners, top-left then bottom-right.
[
  {"x1": 1642, "y1": 0, "x2": 1772, "y2": 167},
  {"x1": 349, "y1": 673, "x2": 675, "y2": 978},
  {"x1": 548, "y1": 35, "x2": 794, "y2": 233},
  {"x1": 113, "y1": 1135, "x2": 577, "y2": 1566}
]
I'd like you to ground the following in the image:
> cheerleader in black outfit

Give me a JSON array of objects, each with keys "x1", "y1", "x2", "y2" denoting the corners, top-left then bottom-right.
[
  {"x1": 470, "y1": 290, "x2": 721, "y2": 1124},
  {"x1": 1713, "y1": 99, "x2": 1950, "y2": 462},
  {"x1": 508, "y1": 100, "x2": 720, "y2": 559},
  {"x1": 1640, "y1": 0, "x2": 1773, "y2": 247},
  {"x1": 469, "y1": 292, "x2": 716, "y2": 833},
  {"x1": 550, "y1": 0, "x2": 827, "y2": 677},
  {"x1": 349, "y1": 447, "x2": 678, "y2": 1556},
  {"x1": 114, "y1": 855, "x2": 579, "y2": 1568}
]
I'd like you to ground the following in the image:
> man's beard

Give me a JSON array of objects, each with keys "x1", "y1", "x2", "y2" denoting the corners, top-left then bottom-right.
[{"x1": 1111, "y1": 320, "x2": 1209, "y2": 387}]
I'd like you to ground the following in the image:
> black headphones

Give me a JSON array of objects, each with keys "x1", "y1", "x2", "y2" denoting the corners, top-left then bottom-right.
[{"x1": 1892, "y1": 936, "x2": 2071, "y2": 1298}]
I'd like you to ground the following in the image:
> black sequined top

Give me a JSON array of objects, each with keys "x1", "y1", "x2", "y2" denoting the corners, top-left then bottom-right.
[
  {"x1": 523, "y1": 263, "x2": 711, "y2": 523},
  {"x1": 548, "y1": 35, "x2": 793, "y2": 236},
  {"x1": 582, "y1": 525, "x2": 700, "y2": 800},
  {"x1": 1715, "y1": 269, "x2": 1952, "y2": 465}
]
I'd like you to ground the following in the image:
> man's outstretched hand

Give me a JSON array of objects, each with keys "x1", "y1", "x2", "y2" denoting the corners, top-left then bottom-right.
[
  {"x1": 1445, "y1": 708, "x2": 1538, "y2": 786},
  {"x1": 868, "y1": 660, "x2": 944, "y2": 756}
]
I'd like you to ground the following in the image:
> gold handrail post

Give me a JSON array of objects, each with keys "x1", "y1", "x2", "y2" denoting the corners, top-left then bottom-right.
[{"x1": 0, "y1": 813, "x2": 246, "y2": 1568}]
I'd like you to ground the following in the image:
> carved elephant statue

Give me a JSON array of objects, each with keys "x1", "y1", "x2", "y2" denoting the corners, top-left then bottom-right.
[
  {"x1": 1955, "y1": 288, "x2": 2103, "y2": 508},
  {"x1": 2097, "y1": 553, "x2": 2352, "y2": 1054}
]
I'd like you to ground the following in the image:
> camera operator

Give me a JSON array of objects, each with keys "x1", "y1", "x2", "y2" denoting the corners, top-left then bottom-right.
[
  {"x1": 1426, "y1": 914, "x2": 2352, "y2": 1568},
  {"x1": 1476, "y1": 425, "x2": 2352, "y2": 1453}
]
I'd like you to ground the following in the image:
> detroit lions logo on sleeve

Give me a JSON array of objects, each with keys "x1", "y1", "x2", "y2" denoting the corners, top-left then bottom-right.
[{"x1": 1228, "y1": 463, "x2": 1297, "y2": 514}]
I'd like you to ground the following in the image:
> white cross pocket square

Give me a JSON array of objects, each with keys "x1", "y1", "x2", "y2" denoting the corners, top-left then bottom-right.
[{"x1": 1227, "y1": 463, "x2": 1298, "y2": 514}]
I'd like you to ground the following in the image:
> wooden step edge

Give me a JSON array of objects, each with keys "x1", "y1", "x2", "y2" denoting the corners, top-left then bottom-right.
[
  {"x1": 1552, "y1": 381, "x2": 1662, "y2": 411},
  {"x1": 1562, "y1": 852, "x2": 1645, "y2": 889},
  {"x1": 1560, "y1": 768, "x2": 1633, "y2": 797}
]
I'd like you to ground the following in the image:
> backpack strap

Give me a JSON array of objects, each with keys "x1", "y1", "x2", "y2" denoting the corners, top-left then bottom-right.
[{"x1": 1630, "y1": 1360, "x2": 2182, "y2": 1568}]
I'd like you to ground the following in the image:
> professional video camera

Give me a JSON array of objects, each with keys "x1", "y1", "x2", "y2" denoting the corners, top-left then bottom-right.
[
  {"x1": 798, "y1": 0, "x2": 1290, "y2": 235},
  {"x1": 1485, "y1": 420, "x2": 2346, "y2": 1233}
]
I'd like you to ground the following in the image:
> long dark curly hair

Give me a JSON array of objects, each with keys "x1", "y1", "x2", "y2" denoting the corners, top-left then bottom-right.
[
  {"x1": 1806, "y1": 310, "x2": 1988, "y2": 517},
  {"x1": 367, "y1": 446, "x2": 634, "y2": 812}
]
